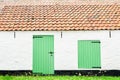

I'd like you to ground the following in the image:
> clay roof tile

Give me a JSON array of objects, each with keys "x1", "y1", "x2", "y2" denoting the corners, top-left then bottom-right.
[{"x1": 0, "y1": 5, "x2": 120, "y2": 31}]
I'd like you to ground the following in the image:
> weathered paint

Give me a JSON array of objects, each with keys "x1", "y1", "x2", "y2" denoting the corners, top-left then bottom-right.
[
  {"x1": 33, "y1": 35, "x2": 54, "y2": 74},
  {"x1": 0, "y1": 31, "x2": 120, "y2": 70},
  {"x1": 78, "y1": 40, "x2": 101, "y2": 69}
]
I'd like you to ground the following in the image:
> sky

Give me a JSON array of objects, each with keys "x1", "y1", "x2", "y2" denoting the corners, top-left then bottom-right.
[{"x1": 0, "y1": 0, "x2": 120, "y2": 9}]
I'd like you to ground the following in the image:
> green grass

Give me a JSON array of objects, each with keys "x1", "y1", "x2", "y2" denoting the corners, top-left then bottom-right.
[{"x1": 0, "y1": 75, "x2": 120, "y2": 80}]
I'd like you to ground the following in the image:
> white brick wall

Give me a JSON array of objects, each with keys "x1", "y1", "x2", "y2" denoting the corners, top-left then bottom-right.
[{"x1": 0, "y1": 31, "x2": 120, "y2": 70}]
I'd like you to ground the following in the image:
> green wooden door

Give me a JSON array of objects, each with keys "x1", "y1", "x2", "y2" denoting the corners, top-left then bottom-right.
[
  {"x1": 33, "y1": 35, "x2": 54, "y2": 74},
  {"x1": 78, "y1": 40, "x2": 101, "y2": 69}
]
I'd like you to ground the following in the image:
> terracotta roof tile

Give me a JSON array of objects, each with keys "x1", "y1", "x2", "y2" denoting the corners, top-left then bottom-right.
[{"x1": 0, "y1": 5, "x2": 120, "y2": 31}]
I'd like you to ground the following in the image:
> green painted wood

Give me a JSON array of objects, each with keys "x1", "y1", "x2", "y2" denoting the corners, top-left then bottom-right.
[
  {"x1": 33, "y1": 35, "x2": 54, "y2": 74},
  {"x1": 78, "y1": 40, "x2": 101, "y2": 69}
]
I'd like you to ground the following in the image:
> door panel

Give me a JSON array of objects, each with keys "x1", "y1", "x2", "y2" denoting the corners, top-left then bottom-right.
[
  {"x1": 33, "y1": 35, "x2": 54, "y2": 74},
  {"x1": 78, "y1": 40, "x2": 101, "y2": 69}
]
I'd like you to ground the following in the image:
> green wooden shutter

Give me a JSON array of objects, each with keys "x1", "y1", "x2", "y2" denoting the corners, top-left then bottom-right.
[
  {"x1": 78, "y1": 40, "x2": 101, "y2": 69},
  {"x1": 33, "y1": 35, "x2": 54, "y2": 74}
]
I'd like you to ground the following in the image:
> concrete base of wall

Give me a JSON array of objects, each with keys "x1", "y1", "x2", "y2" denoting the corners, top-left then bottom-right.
[
  {"x1": 0, "y1": 70, "x2": 32, "y2": 76},
  {"x1": 55, "y1": 70, "x2": 120, "y2": 76},
  {"x1": 0, "y1": 70, "x2": 120, "y2": 76}
]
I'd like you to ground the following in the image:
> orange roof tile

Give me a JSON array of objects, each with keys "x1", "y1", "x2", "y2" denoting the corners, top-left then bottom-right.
[{"x1": 0, "y1": 5, "x2": 120, "y2": 31}]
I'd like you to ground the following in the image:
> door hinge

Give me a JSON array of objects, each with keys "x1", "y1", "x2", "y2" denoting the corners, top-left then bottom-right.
[
  {"x1": 91, "y1": 41, "x2": 100, "y2": 43},
  {"x1": 39, "y1": 36, "x2": 43, "y2": 38},
  {"x1": 92, "y1": 67, "x2": 101, "y2": 68},
  {"x1": 33, "y1": 36, "x2": 43, "y2": 38}
]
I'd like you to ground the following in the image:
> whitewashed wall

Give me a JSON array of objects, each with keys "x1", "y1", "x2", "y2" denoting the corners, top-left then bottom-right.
[{"x1": 0, "y1": 31, "x2": 120, "y2": 70}]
